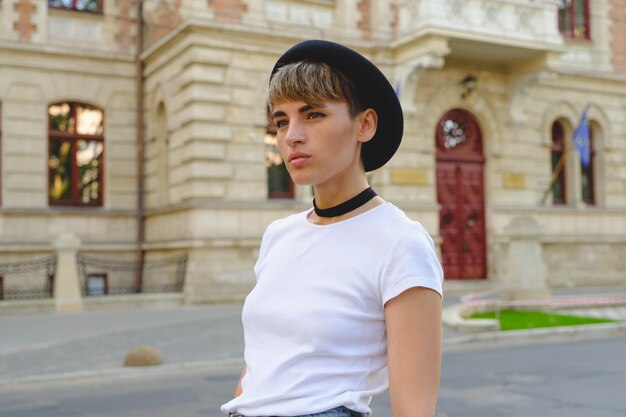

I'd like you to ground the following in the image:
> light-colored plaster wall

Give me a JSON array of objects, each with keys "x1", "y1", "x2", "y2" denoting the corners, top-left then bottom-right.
[{"x1": 0, "y1": 44, "x2": 137, "y2": 251}]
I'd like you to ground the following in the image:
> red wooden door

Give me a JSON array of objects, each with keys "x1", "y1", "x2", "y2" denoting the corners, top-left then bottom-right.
[{"x1": 435, "y1": 109, "x2": 486, "y2": 279}]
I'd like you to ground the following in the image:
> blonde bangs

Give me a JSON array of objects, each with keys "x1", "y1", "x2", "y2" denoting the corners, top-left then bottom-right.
[{"x1": 268, "y1": 61, "x2": 360, "y2": 117}]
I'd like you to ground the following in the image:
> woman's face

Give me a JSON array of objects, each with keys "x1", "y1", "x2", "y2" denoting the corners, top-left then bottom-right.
[{"x1": 271, "y1": 100, "x2": 372, "y2": 187}]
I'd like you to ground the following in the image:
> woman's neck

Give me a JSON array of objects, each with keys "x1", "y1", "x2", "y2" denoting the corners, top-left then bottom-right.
[
  {"x1": 309, "y1": 178, "x2": 384, "y2": 225},
  {"x1": 313, "y1": 179, "x2": 370, "y2": 209}
]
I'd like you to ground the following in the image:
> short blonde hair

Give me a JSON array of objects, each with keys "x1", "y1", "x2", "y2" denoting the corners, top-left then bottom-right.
[{"x1": 268, "y1": 61, "x2": 363, "y2": 118}]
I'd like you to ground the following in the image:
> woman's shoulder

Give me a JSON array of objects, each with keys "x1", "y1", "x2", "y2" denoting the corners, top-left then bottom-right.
[
  {"x1": 368, "y1": 203, "x2": 435, "y2": 250},
  {"x1": 263, "y1": 209, "x2": 309, "y2": 235},
  {"x1": 371, "y1": 203, "x2": 428, "y2": 231}
]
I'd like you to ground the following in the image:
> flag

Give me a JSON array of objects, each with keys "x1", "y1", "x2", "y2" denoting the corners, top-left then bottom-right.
[{"x1": 573, "y1": 105, "x2": 590, "y2": 167}]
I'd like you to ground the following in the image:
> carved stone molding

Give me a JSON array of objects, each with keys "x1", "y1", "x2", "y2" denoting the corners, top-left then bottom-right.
[
  {"x1": 395, "y1": 54, "x2": 445, "y2": 114},
  {"x1": 508, "y1": 70, "x2": 558, "y2": 126}
]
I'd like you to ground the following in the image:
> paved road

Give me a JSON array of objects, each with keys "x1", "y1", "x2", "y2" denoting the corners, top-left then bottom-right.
[
  {"x1": 0, "y1": 300, "x2": 469, "y2": 383},
  {"x1": 1, "y1": 335, "x2": 625, "y2": 417},
  {"x1": 0, "y1": 305, "x2": 245, "y2": 381}
]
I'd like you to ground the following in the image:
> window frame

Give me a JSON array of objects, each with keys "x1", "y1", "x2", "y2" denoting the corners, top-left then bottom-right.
[
  {"x1": 551, "y1": 121, "x2": 567, "y2": 205},
  {"x1": 48, "y1": 101, "x2": 105, "y2": 207},
  {"x1": 558, "y1": 0, "x2": 591, "y2": 41},
  {"x1": 47, "y1": 0, "x2": 104, "y2": 14}
]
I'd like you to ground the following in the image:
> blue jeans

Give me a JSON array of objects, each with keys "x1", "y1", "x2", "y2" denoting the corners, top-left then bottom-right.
[{"x1": 229, "y1": 406, "x2": 365, "y2": 417}]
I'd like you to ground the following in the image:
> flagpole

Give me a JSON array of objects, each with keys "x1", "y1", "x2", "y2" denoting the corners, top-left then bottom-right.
[
  {"x1": 540, "y1": 146, "x2": 567, "y2": 205},
  {"x1": 540, "y1": 103, "x2": 590, "y2": 205}
]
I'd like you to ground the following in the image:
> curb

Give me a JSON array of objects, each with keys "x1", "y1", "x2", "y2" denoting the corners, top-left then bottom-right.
[
  {"x1": 443, "y1": 321, "x2": 626, "y2": 348},
  {"x1": 0, "y1": 357, "x2": 244, "y2": 388}
]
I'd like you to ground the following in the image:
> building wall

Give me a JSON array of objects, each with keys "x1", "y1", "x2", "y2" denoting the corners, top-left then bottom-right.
[
  {"x1": 0, "y1": 1, "x2": 138, "y2": 260},
  {"x1": 2, "y1": 0, "x2": 626, "y2": 302},
  {"x1": 610, "y1": 0, "x2": 626, "y2": 73}
]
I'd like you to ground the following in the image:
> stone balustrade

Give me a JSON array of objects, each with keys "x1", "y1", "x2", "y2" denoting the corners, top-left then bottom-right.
[{"x1": 396, "y1": 0, "x2": 562, "y2": 47}]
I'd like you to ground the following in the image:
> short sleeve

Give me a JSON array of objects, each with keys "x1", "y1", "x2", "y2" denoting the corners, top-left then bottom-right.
[
  {"x1": 379, "y1": 223, "x2": 444, "y2": 305},
  {"x1": 253, "y1": 221, "x2": 277, "y2": 280}
]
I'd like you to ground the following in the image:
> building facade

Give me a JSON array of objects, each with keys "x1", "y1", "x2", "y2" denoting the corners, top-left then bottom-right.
[{"x1": 1, "y1": 0, "x2": 625, "y2": 304}]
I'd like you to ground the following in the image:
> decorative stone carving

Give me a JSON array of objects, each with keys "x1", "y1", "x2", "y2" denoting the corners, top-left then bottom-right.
[
  {"x1": 13, "y1": 0, "x2": 37, "y2": 41},
  {"x1": 395, "y1": 54, "x2": 445, "y2": 114},
  {"x1": 508, "y1": 70, "x2": 558, "y2": 125},
  {"x1": 398, "y1": 0, "x2": 561, "y2": 45},
  {"x1": 264, "y1": 0, "x2": 333, "y2": 28},
  {"x1": 144, "y1": 0, "x2": 182, "y2": 47}
]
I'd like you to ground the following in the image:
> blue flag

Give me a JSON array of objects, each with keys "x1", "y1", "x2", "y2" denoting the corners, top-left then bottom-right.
[{"x1": 573, "y1": 105, "x2": 590, "y2": 167}]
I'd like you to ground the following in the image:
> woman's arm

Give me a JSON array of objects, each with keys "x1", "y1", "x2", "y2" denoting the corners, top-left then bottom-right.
[
  {"x1": 234, "y1": 365, "x2": 246, "y2": 397},
  {"x1": 384, "y1": 287, "x2": 442, "y2": 417}
]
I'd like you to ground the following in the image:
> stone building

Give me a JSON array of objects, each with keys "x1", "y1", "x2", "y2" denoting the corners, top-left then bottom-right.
[{"x1": 1, "y1": 0, "x2": 625, "y2": 306}]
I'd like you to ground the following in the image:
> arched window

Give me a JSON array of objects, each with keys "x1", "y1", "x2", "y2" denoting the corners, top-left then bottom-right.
[
  {"x1": 558, "y1": 0, "x2": 591, "y2": 40},
  {"x1": 48, "y1": 102, "x2": 104, "y2": 206},
  {"x1": 551, "y1": 121, "x2": 567, "y2": 205},
  {"x1": 265, "y1": 121, "x2": 294, "y2": 199},
  {"x1": 581, "y1": 127, "x2": 595, "y2": 205}
]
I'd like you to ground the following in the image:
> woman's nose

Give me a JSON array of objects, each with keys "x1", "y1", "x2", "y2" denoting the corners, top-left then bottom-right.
[{"x1": 284, "y1": 120, "x2": 305, "y2": 146}]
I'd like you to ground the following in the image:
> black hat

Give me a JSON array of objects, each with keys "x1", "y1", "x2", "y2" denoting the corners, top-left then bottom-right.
[{"x1": 270, "y1": 40, "x2": 403, "y2": 172}]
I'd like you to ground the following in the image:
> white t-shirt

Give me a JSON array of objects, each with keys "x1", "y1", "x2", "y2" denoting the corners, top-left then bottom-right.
[{"x1": 221, "y1": 203, "x2": 443, "y2": 416}]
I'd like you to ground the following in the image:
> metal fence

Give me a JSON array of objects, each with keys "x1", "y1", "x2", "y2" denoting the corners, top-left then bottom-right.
[
  {"x1": 0, "y1": 256, "x2": 56, "y2": 300},
  {"x1": 76, "y1": 253, "x2": 188, "y2": 296}
]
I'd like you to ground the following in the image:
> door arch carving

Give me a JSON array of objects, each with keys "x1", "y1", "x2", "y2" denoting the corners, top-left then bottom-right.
[{"x1": 435, "y1": 109, "x2": 486, "y2": 279}]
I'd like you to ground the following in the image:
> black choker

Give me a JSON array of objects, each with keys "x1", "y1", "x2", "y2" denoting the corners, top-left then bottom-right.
[{"x1": 313, "y1": 187, "x2": 377, "y2": 218}]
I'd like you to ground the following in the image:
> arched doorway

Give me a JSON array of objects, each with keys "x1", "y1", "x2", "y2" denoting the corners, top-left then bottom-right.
[{"x1": 435, "y1": 109, "x2": 486, "y2": 279}]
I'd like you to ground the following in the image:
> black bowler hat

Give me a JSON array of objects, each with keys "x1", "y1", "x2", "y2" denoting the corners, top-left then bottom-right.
[{"x1": 270, "y1": 39, "x2": 403, "y2": 172}]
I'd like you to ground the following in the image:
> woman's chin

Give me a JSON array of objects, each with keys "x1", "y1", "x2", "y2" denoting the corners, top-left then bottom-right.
[
  {"x1": 291, "y1": 177, "x2": 316, "y2": 186},
  {"x1": 288, "y1": 172, "x2": 318, "y2": 187}
]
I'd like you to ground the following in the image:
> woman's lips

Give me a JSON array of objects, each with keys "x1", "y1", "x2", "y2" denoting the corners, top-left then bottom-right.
[{"x1": 288, "y1": 152, "x2": 310, "y2": 168}]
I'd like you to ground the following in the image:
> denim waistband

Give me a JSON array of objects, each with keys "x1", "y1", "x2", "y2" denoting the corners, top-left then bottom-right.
[{"x1": 228, "y1": 405, "x2": 365, "y2": 417}]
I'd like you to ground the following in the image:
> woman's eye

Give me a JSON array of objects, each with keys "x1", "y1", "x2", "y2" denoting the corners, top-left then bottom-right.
[
  {"x1": 307, "y1": 112, "x2": 325, "y2": 120},
  {"x1": 275, "y1": 120, "x2": 288, "y2": 128}
]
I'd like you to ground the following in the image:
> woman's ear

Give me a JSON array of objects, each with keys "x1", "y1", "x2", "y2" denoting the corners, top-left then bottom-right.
[{"x1": 357, "y1": 108, "x2": 378, "y2": 144}]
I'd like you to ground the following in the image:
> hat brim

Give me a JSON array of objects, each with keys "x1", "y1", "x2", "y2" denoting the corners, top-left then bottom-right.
[{"x1": 271, "y1": 40, "x2": 403, "y2": 172}]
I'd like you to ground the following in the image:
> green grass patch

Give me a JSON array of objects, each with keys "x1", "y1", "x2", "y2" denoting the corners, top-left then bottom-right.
[{"x1": 469, "y1": 309, "x2": 616, "y2": 331}]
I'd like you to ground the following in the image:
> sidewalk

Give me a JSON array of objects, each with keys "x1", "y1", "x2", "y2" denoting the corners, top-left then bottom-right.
[{"x1": 1, "y1": 286, "x2": 625, "y2": 386}]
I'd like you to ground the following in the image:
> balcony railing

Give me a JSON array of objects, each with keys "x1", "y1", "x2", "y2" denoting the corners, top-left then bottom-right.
[{"x1": 396, "y1": 0, "x2": 563, "y2": 49}]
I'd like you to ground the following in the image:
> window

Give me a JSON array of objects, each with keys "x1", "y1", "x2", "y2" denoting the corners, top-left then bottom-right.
[
  {"x1": 86, "y1": 273, "x2": 108, "y2": 296},
  {"x1": 265, "y1": 123, "x2": 294, "y2": 199},
  {"x1": 551, "y1": 121, "x2": 567, "y2": 205},
  {"x1": 48, "y1": 0, "x2": 103, "y2": 13},
  {"x1": 48, "y1": 102, "x2": 104, "y2": 206},
  {"x1": 558, "y1": 0, "x2": 590, "y2": 40},
  {"x1": 581, "y1": 128, "x2": 595, "y2": 205}
]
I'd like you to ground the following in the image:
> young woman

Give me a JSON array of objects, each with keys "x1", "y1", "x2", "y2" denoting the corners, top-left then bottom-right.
[{"x1": 221, "y1": 40, "x2": 443, "y2": 417}]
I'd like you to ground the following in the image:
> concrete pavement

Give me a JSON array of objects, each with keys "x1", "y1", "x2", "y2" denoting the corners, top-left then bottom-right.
[{"x1": 0, "y1": 286, "x2": 625, "y2": 386}]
